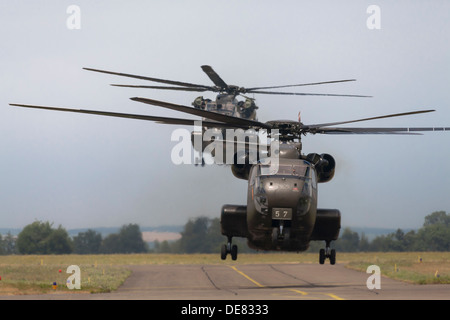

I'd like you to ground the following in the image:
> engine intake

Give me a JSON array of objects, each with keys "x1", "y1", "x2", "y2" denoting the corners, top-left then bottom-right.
[
  {"x1": 231, "y1": 151, "x2": 254, "y2": 180},
  {"x1": 307, "y1": 153, "x2": 336, "y2": 183}
]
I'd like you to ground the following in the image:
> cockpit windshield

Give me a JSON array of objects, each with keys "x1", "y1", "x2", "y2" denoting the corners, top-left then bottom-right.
[
  {"x1": 258, "y1": 162, "x2": 311, "y2": 177},
  {"x1": 206, "y1": 102, "x2": 235, "y2": 116},
  {"x1": 275, "y1": 164, "x2": 307, "y2": 176}
]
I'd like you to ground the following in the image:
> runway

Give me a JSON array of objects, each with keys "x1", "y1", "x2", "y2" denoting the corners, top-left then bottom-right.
[
  {"x1": 2, "y1": 263, "x2": 449, "y2": 300},
  {"x1": 110, "y1": 263, "x2": 449, "y2": 300}
]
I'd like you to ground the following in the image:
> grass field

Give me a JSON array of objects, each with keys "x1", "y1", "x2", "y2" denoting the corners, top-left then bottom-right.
[{"x1": 0, "y1": 252, "x2": 448, "y2": 295}]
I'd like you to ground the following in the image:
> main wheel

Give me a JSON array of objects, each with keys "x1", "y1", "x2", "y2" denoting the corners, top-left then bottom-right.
[
  {"x1": 330, "y1": 249, "x2": 336, "y2": 265},
  {"x1": 319, "y1": 249, "x2": 325, "y2": 264},
  {"x1": 231, "y1": 245, "x2": 238, "y2": 261},
  {"x1": 221, "y1": 244, "x2": 227, "y2": 260}
]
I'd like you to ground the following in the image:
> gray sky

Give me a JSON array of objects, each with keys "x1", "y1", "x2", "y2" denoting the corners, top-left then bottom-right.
[{"x1": 1, "y1": 1, "x2": 449, "y2": 230}]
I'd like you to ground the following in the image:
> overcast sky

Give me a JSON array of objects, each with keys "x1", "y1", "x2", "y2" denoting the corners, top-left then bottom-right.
[{"x1": 1, "y1": 1, "x2": 449, "y2": 231}]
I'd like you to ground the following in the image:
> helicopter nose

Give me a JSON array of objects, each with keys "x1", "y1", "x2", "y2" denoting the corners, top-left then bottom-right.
[{"x1": 257, "y1": 177, "x2": 312, "y2": 216}]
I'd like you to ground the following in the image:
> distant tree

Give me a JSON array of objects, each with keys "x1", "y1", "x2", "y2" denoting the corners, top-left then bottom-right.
[
  {"x1": 4, "y1": 232, "x2": 17, "y2": 254},
  {"x1": 154, "y1": 240, "x2": 172, "y2": 253},
  {"x1": 170, "y1": 217, "x2": 252, "y2": 254},
  {"x1": 178, "y1": 217, "x2": 211, "y2": 253},
  {"x1": 207, "y1": 218, "x2": 228, "y2": 253},
  {"x1": 100, "y1": 224, "x2": 147, "y2": 253},
  {"x1": 334, "y1": 228, "x2": 360, "y2": 252},
  {"x1": 47, "y1": 226, "x2": 73, "y2": 254},
  {"x1": 423, "y1": 211, "x2": 450, "y2": 227},
  {"x1": 0, "y1": 235, "x2": 4, "y2": 255},
  {"x1": 118, "y1": 224, "x2": 148, "y2": 253},
  {"x1": 359, "y1": 232, "x2": 370, "y2": 252},
  {"x1": 367, "y1": 211, "x2": 450, "y2": 252},
  {"x1": 73, "y1": 229, "x2": 102, "y2": 254},
  {"x1": 416, "y1": 223, "x2": 450, "y2": 251},
  {"x1": 16, "y1": 221, "x2": 72, "y2": 254},
  {"x1": 409, "y1": 211, "x2": 450, "y2": 251},
  {"x1": 100, "y1": 233, "x2": 121, "y2": 254},
  {"x1": 403, "y1": 230, "x2": 419, "y2": 251}
]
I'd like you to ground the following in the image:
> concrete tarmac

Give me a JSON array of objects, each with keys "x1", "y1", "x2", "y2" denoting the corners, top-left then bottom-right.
[{"x1": 1, "y1": 263, "x2": 449, "y2": 300}]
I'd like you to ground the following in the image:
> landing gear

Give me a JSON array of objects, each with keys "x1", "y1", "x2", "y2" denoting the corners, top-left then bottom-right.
[
  {"x1": 272, "y1": 221, "x2": 290, "y2": 242},
  {"x1": 194, "y1": 157, "x2": 205, "y2": 167},
  {"x1": 319, "y1": 240, "x2": 336, "y2": 265},
  {"x1": 221, "y1": 236, "x2": 238, "y2": 260}
]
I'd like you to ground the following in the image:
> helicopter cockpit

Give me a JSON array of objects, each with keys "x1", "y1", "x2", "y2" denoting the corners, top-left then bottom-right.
[{"x1": 192, "y1": 95, "x2": 238, "y2": 117}]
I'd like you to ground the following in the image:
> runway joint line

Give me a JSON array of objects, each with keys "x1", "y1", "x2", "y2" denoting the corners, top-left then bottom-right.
[{"x1": 228, "y1": 265, "x2": 345, "y2": 300}]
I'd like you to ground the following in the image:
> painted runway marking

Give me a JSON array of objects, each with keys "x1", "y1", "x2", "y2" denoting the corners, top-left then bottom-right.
[
  {"x1": 229, "y1": 265, "x2": 344, "y2": 300},
  {"x1": 229, "y1": 266, "x2": 265, "y2": 287}
]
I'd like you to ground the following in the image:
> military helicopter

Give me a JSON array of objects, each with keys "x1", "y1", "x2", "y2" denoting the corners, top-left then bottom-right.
[
  {"x1": 83, "y1": 65, "x2": 371, "y2": 122},
  {"x1": 10, "y1": 95, "x2": 449, "y2": 264},
  {"x1": 82, "y1": 65, "x2": 371, "y2": 165}
]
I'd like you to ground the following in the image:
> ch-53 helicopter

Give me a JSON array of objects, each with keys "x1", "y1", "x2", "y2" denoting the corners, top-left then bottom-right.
[
  {"x1": 10, "y1": 87, "x2": 449, "y2": 264},
  {"x1": 82, "y1": 65, "x2": 371, "y2": 121},
  {"x1": 81, "y1": 65, "x2": 371, "y2": 165}
]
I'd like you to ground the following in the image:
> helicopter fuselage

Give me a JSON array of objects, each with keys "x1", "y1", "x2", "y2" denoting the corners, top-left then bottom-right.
[
  {"x1": 245, "y1": 158, "x2": 318, "y2": 251},
  {"x1": 220, "y1": 142, "x2": 341, "y2": 257}
]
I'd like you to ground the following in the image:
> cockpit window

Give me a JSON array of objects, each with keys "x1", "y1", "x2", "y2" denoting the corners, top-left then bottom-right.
[
  {"x1": 277, "y1": 164, "x2": 307, "y2": 176},
  {"x1": 206, "y1": 102, "x2": 235, "y2": 116},
  {"x1": 258, "y1": 163, "x2": 309, "y2": 177}
]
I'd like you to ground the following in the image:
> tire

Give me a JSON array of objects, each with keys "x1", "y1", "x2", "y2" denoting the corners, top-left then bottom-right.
[
  {"x1": 231, "y1": 245, "x2": 238, "y2": 261},
  {"x1": 221, "y1": 244, "x2": 227, "y2": 260},
  {"x1": 330, "y1": 249, "x2": 336, "y2": 265},
  {"x1": 319, "y1": 249, "x2": 325, "y2": 264}
]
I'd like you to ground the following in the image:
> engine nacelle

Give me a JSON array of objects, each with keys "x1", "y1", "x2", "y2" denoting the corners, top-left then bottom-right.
[
  {"x1": 307, "y1": 153, "x2": 336, "y2": 183},
  {"x1": 230, "y1": 152, "x2": 254, "y2": 180}
]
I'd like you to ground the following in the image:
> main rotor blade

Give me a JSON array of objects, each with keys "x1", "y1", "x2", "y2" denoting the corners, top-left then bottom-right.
[
  {"x1": 110, "y1": 84, "x2": 209, "y2": 92},
  {"x1": 246, "y1": 79, "x2": 356, "y2": 91},
  {"x1": 83, "y1": 67, "x2": 212, "y2": 89},
  {"x1": 9, "y1": 103, "x2": 245, "y2": 128},
  {"x1": 130, "y1": 97, "x2": 271, "y2": 129},
  {"x1": 306, "y1": 110, "x2": 436, "y2": 129},
  {"x1": 201, "y1": 65, "x2": 228, "y2": 89},
  {"x1": 246, "y1": 89, "x2": 372, "y2": 98},
  {"x1": 313, "y1": 127, "x2": 450, "y2": 135}
]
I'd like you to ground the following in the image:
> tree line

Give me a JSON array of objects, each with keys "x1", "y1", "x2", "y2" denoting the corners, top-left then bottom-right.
[
  {"x1": 0, "y1": 222, "x2": 148, "y2": 255},
  {"x1": 153, "y1": 211, "x2": 450, "y2": 253},
  {"x1": 1, "y1": 211, "x2": 448, "y2": 255},
  {"x1": 324, "y1": 210, "x2": 450, "y2": 252}
]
